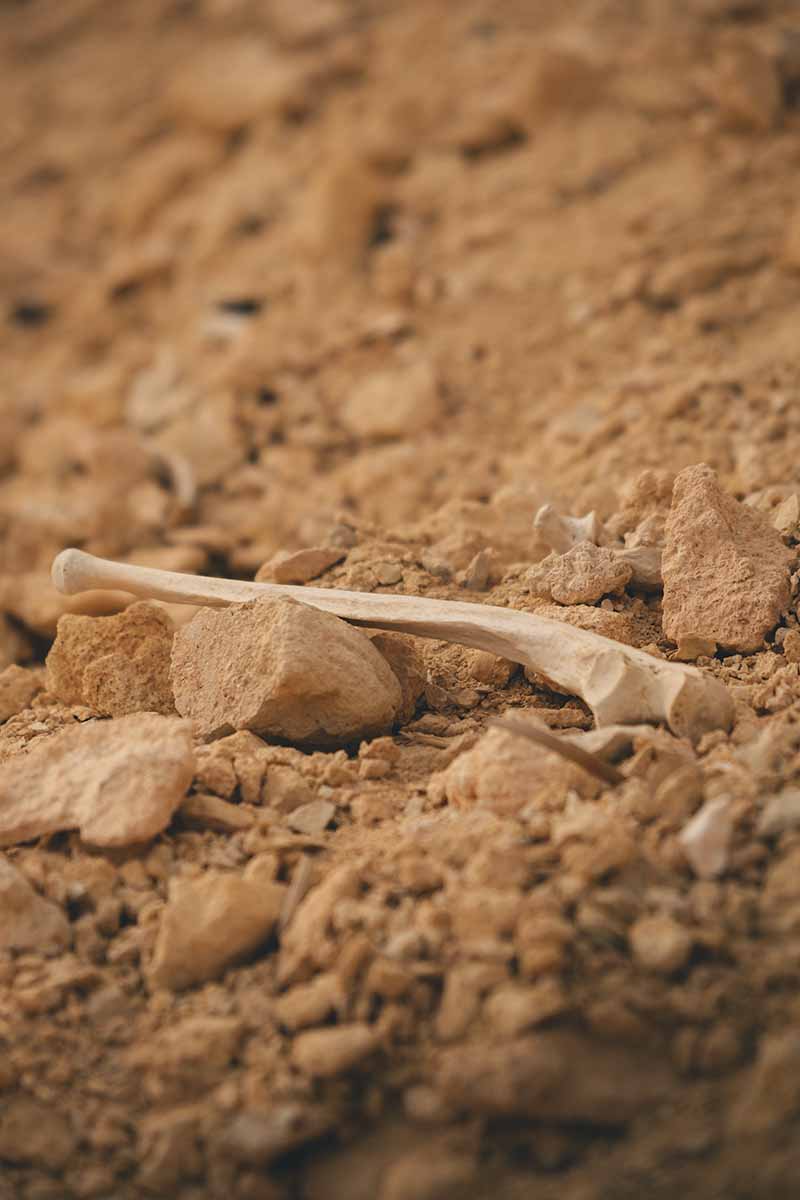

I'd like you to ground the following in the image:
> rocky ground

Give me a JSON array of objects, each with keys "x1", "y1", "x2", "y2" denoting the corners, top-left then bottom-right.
[{"x1": 3, "y1": 1, "x2": 800, "y2": 1197}]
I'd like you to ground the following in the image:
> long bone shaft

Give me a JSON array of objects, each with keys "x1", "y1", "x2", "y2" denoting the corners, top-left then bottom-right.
[{"x1": 51, "y1": 548, "x2": 733, "y2": 742}]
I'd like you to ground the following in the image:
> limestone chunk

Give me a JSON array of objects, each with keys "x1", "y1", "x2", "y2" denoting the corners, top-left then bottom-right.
[
  {"x1": 46, "y1": 602, "x2": 174, "y2": 716},
  {"x1": 629, "y1": 914, "x2": 692, "y2": 974},
  {"x1": 662, "y1": 464, "x2": 793, "y2": 653},
  {"x1": 0, "y1": 714, "x2": 194, "y2": 848},
  {"x1": 0, "y1": 665, "x2": 44, "y2": 723},
  {"x1": 0, "y1": 856, "x2": 70, "y2": 953},
  {"x1": 256, "y1": 547, "x2": 345, "y2": 584},
  {"x1": 171, "y1": 597, "x2": 402, "y2": 745},
  {"x1": 526, "y1": 541, "x2": 632, "y2": 605},
  {"x1": 291, "y1": 1023, "x2": 378, "y2": 1077},
  {"x1": 150, "y1": 872, "x2": 286, "y2": 990}
]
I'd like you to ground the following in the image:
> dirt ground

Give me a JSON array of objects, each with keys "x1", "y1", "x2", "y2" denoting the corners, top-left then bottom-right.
[{"x1": 3, "y1": 0, "x2": 800, "y2": 1197}]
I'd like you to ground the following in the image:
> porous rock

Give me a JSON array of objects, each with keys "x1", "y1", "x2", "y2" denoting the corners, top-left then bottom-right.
[
  {"x1": 46, "y1": 602, "x2": 175, "y2": 716},
  {"x1": 0, "y1": 855, "x2": 70, "y2": 953},
  {"x1": 0, "y1": 665, "x2": 44, "y2": 723},
  {"x1": 0, "y1": 713, "x2": 194, "y2": 847},
  {"x1": 149, "y1": 871, "x2": 286, "y2": 990},
  {"x1": 171, "y1": 596, "x2": 402, "y2": 745},
  {"x1": 436, "y1": 1032, "x2": 673, "y2": 1125},
  {"x1": 662, "y1": 464, "x2": 793, "y2": 653},
  {"x1": 526, "y1": 541, "x2": 632, "y2": 605}
]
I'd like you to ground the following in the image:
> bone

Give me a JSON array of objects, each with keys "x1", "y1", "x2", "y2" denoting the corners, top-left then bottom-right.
[
  {"x1": 534, "y1": 504, "x2": 602, "y2": 553},
  {"x1": 51, "y1": 549, "x2": 734, "y2": 742}
]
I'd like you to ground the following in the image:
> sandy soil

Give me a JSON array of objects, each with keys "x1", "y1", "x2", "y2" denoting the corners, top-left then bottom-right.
[{"x1": 3, "y1": 1, "x2": 800, "y2": 1197}]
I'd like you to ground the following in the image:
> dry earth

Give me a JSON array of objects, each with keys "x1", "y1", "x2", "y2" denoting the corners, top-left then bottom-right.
[{"x1": 3, "y1": 1, "x2": 800, "y2": 1197}]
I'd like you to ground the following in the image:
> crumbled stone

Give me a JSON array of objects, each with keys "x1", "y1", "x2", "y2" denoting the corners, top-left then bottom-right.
[
  {"x1": 526, "y1": 541, "x2": 632, "y2": 605},
  {"x1": 286, "y1": 800, "x2": 335, "y2": 836},
  {"x1": 46, "y1": 602, "x2": 175, "y2": 716},
  {"x1": 0, "y1": 1098, "x2": 77, "y2": 1170},
  {"x1": 629, "y1": 913, "x2": 692, "y2": 974},
  {"x1": 341, "y1": 360, "x2": 441, "y2": 440},
  {"x1": 0, "y1": 855, "x2": 70, "y2": 953},
  {"x1": 0, "y1": 714, "x2": 194, "y2": 847},
  {"x1": 149, "y1": 871, "x2": 286, "y2": 990},
  {"x1": 483, "y1": 978, "x2": 568, "y2": 1036},
  {"x1": 437, "y1": 1032, "x2": 672, "y2": 1125},
  {"x1": 758, "y1": 789, "x2": 800, "y2": 837},
  {"x1": 167, "y1": 40, "x2": 306, "y2": 133},
  {"x1": 291, "y1": 1023, "x2": 379, "y2": 1077},
  {"x1": 255, "y1": 547, "x2": 345, "y2": 584},
  {"x1": 179, "y1": 792, "x2": 255, "y2": 833},
  {"x1": 679, "y1": 798, "x2": 733, "y2": 879},
  {"x1": 662, "y1": 464, "x2": 793, "y2": 653},
  {"x1": 0, "y1": 664, "x2": 44, "y2": 723},
  {"x1": 171, "y1": 597, "x2": 402, "y2": 745}
]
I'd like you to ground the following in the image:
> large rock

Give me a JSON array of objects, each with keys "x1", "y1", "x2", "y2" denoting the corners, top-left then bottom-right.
[
  {"x1": 525, "y1": 541, "x2": 631, "y2": 605},
  {"x1": 46, "y1": 602, "x2": 175, "y2": 716},
  {"x1": 0, "y1": 856, "x2": 70, "y2": 953},
  {"x1": 0, "y1": 714, "x2": 194, "y2": 847},
  {"x1": 149, "y1": 872, "x2": 286, "y2": 990},
  {"x1": 171, "y1": 597, "x2": 402, "y2": 745},
  {"x1": 662, "y1": 464, "x2": 793, "y2": 653}
]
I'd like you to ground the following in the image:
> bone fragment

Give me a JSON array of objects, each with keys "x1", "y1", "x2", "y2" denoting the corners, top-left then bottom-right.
[
  {"x1": 51, "y1": 549, "x2": 734, "y2": 742},
  {"x1": 534, "y1": 504, "x2": 601, "y2": 554}
]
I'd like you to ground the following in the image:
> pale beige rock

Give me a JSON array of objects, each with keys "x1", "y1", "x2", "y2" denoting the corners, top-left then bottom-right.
[
  {"x1": 526, "y1": 541, "x2": 632, "y2": 605},
  {"x1": 286, "y1": 800, "x2": 335, "y2": 836},
  {"x1": 0, "y1": 714, "x2": 194, "y2": 848},
  {"x1": 256, "y1": 547, "x2": 345, "y2": 584},
  {"x1": 679, "y1": 798, "x2": 733, "y2": 879},
  {"x1": 342, "y1": 360, "x2": 441, "y2": 440},
  {"x1": 150, "y1": 872, "x2": 286, "y2": 991},
  {"x1": 167, "y1": 41, "x2": 306, "y2": 133},
  {"x1": 773, "y1": 493, "x2": 800, "y2": 536},
  {"x1": 0, "y1": 665, "x2": 44, "y2": 723},
  {"x1": 629, "y1": 914, "x2": 692, "y2": 974},
  {"x1": 179, "y1": 793, "x2": 255, "y2": 833},
  {"x1": 662, "y1": 464, "x2": 793, "y2": 652},
  {"x1": 437, "y1": 1032, "x2": 672, "y2": 1124},
  {"x1": 0, "y1": 856, "x2": 70, "y2": 953},
  {"x1": 46, "y1": 602, "x2": 175, "y2": 716},
  {"x1": 273, "y1": 972, "x2": 344, "y2": 1031},
  {"x1": 171, "y1": 597, "x2": 402, "y2": 745},
  {"x1": 484, "y1": 979, "x2": 568, "y2": 1036},
  {"x1": 291, "y1": 1023, "x2": 378, "y2": 1077}
]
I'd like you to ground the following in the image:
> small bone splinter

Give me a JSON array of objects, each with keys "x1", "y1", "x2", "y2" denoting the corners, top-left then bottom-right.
[{"x1": 51, "y1": 549, "x2": 733, "y2": 743}]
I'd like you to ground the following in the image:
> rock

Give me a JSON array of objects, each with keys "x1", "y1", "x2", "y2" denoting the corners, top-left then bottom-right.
[
  {"x1": 179, "y1": 793, "x2": 255, "y2": 833},
  {"x1": 0, "y1": 714, "x2": 194, "y2": 848},
  {"x1": 167, "y1": 40, "x2": 306, "y2": 133},
  {"x1": 220, "y1": 1104, "x2": 335, "y2": 1166},
  {"x1": 149, "y1": 871, "x2": 286, "y2": 990},
  {"x1": 526, "y1": 541, "x2": 632, "y2": 605},
  {"x1": 367, "y1": 632, "x2": 425, "y2": 724},
  {"x1": 273, "y1": 973, "x2": 344, "y2": 1031},
  {"x1": 629, "y1": 914, "x2": 692, "y2": 974},
  {"x1": 255, "y1": 547, "x2": 345, "y2": 584},
  {"x1": 429, "y1": 725, "x2": 599, "y2": 816},
  {"x1": 437, "y1": 1032, "x2": 672, "y2": 1126},
  {"x1": 0, "y1": 855, "x2": 70, "y2": 953},
  {"x1": 662, "y1": 464, "x2": 792, "y2": 653},
  {"x1": 291, "y1": 1023, "x2": 378, "y2": 1077},
  {"x1": 484, "y1": 979, "x2": 568, "y2": 1036},
  {"x1": 46, "y1": 602, "x2": 175, "y2": 716},
  {"x1": 783, "y1": 630, "x2": 800, "y2": 664},
  {"x1": 757, "y1": 789, "x2": 800, "y2": 837},
  {"x1": 729, "y1": 1032, "x2": 800, "y2": 1135},
  {"x1": 678, "y1": 798, "x2": 733, "y2": 879},
  {"x1": 0, "y1": 1098, "x2": 77, "y2": 1169},
  {"x1": 286, "y1": 800, "x2": 335, "y2": 836},
  {"x1": 342, "y1": 360, "x2": 441, "y2": 440},
  {"x1": 0, "y1": 665, "x2": 44, "y2": 723},
  {"x1": 773, "y1": 493, "x2": 800, "y2": 537},
  {"x1": 171, "y1": 597, "x2": 402, "y2": 745}
]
